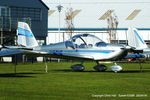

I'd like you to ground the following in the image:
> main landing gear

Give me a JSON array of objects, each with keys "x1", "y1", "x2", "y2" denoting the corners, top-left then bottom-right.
[
  {"x1": 70, "y1": 61, "x2": 107, "y2": 72},
  {"x1": 70, "y1": 64, "x2": 85, "y2": 71},
  {"x1": 93, "y1": 61, "x2": 107, "y2": 72},
  {"x1": 70, "y1": 62, "x2": 85, "y2": 71}
]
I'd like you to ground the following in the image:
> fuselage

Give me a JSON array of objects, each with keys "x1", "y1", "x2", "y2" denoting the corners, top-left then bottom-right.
[
  {"x1": 143, "y1": 48, "x2": 150, "y2": 54},
  {"x1": 34, "y1": 34, "x2": 128, "y2": 61}
]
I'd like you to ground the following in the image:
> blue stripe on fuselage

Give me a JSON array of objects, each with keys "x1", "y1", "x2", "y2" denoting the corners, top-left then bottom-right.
[
  {"x1": 64, "y1": 50, "x2": 114, "y2": 54},
  {"x1": 49, "y1": 50, "x2": 114, "y2": 54}
]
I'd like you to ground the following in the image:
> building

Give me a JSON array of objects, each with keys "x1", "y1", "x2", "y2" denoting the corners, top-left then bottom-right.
[
  {"x1": 0, "y1": 0, "x2": 49, "y2": 45},
  {"x1": 42, "y1": 0, "x2": 150, "y2": 45}
]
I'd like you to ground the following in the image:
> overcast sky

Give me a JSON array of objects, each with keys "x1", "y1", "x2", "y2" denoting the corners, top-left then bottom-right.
[{"x1": 42, "y1": 0, "x2": 150, "y2": 28}]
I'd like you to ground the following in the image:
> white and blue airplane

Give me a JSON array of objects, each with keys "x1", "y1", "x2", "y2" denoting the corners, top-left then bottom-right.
[
  {"x1": 0, "y1": 22, "x2": 143, "y2": 72},
  {"x1": 127, "y1": 27, "x2": 150, "y2": 54}
]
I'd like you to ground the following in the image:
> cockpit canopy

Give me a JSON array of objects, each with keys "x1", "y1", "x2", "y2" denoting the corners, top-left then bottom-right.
[{"x1": 65, "y1": 34, "x2": 107, "y2": 49}]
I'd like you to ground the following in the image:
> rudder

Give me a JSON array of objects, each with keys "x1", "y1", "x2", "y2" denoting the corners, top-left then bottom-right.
[
  {"x1": 127, "y1": 27, "x2": 147, "y2": 49},
  {"x1": 17, "y1": 22, "x2": 39, "y2": 47}
]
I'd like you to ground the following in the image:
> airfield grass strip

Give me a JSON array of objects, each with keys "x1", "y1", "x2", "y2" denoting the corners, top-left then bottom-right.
[{"x1": 0, "y1": 62, "x2": 149, "y2": 100}]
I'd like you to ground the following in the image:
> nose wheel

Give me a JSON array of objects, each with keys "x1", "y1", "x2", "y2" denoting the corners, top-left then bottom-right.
[{"x1": 109, "y1": 62, "x2": 123, "y2": 73}]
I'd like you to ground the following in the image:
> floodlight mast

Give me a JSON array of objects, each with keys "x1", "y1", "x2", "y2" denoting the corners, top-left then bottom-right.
[
  {"x1": 56, "y1": 4, "x2": 63, "y2": 62},
  {"x1": 56, "y1": 5, "x2": 63, "y2": 42}
]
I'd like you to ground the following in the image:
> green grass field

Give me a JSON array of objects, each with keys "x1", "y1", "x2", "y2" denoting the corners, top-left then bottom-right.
[{"x1": 0, "y1": 62, "x2": 150, "y2": 100}]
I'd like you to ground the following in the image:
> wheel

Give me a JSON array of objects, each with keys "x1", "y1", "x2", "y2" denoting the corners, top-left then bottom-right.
[
  {"x1": 70, "y1": 64, "x2": 85, "y2": 71},
  {"x1": 109, "y1": 65, "x2": 123, "y2": 73},
  {"x1": 93, "y1": 64, "x2": 107, "y2": 72}
]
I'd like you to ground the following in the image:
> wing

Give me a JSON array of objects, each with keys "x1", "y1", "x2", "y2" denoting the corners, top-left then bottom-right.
[
  {"x1": 0, "y1": 49, "x2": 24, "y2": 57},
  {"x1": 0, "y1": 48, "x2": 94, "y2": 61}
]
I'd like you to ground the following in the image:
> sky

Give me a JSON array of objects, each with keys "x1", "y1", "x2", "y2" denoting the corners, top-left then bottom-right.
[
  {"x1": 42, "y1": 0, "x2": 150, "y2": 28},
  {"x1": 42, "y1": 0, "x2": 150, "y2": 43}
]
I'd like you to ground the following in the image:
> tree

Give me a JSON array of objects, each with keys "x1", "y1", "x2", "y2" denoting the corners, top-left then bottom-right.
[
  {"x1": 65, "y1": 7, "x2": 74, "y2": 40},
  {"x1": 107, "y1": 13, "x2": 119, "y2": 43}
]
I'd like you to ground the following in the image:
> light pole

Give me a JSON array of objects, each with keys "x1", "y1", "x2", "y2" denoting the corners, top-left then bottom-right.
[
  {"x1": 56, "y1": 5, "x2": 63, "y2": 62},
  {"x1": 56, "y1": 5, "x2": 63, "y2": 42}
]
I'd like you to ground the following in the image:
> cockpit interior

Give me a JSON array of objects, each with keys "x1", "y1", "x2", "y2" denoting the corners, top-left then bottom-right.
[{"x1": 65, "y1": 34, "x2": 107, "y2": 49}]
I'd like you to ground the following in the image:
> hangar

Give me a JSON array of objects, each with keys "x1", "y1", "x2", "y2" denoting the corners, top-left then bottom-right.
[
  {"x1": 0, "y1": 0, "x2": 49, "y2": 62},
  {"x1": 42, "y1": 0, "x2": 150, "y2": 45},
  {"x1": 0, "y1": 0, "x2": 49, "y2": 45}
]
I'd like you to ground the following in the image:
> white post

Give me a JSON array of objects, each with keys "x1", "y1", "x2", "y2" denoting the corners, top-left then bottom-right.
[
  {"x1": 44, "y1": 57, "x2": 48, "y2": 73},
  {"x1": 45, "y1": 62, "x2": 48, "y2": 73},
  {"x1": 125, "y1": 30, "x2": 128, "y2": 45}
]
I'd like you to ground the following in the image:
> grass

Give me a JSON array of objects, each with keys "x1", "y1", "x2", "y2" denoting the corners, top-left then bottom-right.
[{"x1": 0, "y1": 62, "x2": 150, "y2": 100}]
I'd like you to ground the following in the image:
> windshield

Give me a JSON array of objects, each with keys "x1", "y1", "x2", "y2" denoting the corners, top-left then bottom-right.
[{"x1": 71, "y1": 34, "x2": 107, "y2": 48}]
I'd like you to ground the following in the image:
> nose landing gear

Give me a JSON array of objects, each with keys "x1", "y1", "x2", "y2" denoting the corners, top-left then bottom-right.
[{"x1": 109, "y1": 62, "x2": 123, "y2": 73}]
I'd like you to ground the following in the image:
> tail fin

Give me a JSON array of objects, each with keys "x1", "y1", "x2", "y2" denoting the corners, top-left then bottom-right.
[
  {"x1": 127, "y1": 27, "x2": 148, "y2": 49},
  {"x1": 17, "y1": 22, "x2": 39, "y2": 47}
]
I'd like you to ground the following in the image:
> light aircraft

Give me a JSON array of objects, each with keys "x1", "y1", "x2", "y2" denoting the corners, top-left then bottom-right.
[
  {"x1": 127, "y1": 27, "x2": 150, "y2": 54},
  {"x1": 0, "y1": 22, "x2": 143, "y2": 72}
]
